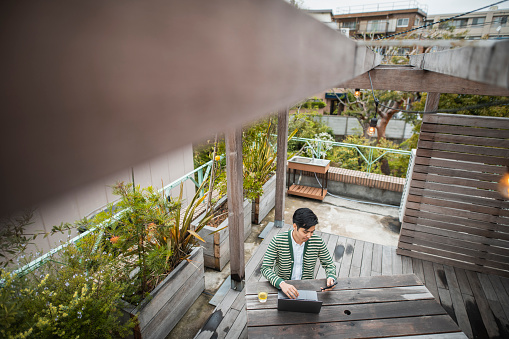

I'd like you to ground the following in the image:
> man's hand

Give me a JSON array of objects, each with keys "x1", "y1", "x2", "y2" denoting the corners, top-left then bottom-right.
[
  {"x1": 322, "y1": 277, "x2": 336, "y2": 291},
  {"x1": 280, "y1": 281, "x2": 299, "y2": 299}
]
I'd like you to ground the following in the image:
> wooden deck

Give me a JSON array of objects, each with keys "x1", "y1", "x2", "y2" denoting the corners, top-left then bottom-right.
[{"x1": 194, "y1": 224, "x2": 509, "y2": 339}]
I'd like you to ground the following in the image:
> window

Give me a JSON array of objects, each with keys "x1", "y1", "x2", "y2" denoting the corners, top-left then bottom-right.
[
  {"x1": 451, "y1": 19, "x2": 467, "y2": 28},
  {"x1": 472, "y1": 17, "x2": 485, "y2": 27},
  {"x1": 492, "y1": 16, "x2": 508, "y2": 27},
  {"x1": 342, "y1": 21, "x2": 356, "y2": 29},
  {"x1": 414, "y1": 18, "x2": 420, "y2": 26},
  {"x1": 367, "y1": 20, "x2": 387, "y2": 32},
  {"x1": 397, "y1": 18, "x2": 409, "y2": 27}
]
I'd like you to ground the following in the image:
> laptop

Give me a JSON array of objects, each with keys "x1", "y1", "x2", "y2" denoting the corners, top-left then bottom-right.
[{"x1": 277, "y1": 290, "x2": 323, "y2": 314}]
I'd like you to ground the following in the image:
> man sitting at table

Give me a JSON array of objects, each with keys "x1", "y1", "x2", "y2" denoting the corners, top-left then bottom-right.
[{"x1": 261, "y1": 207, "x2": 337, "y2": 299}]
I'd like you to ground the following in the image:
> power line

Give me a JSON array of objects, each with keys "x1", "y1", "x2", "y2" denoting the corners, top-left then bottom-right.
[{"x1": 375, "y1": 0, "x2": 509, "y2": 40}]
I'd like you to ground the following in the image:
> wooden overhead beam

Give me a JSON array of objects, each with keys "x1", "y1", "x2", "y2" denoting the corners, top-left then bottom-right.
[
  {"x1": 409, "y1": 40, "x2": 509, "y2": 90},
  {"x1": 0, "y1": 0, "x2": 381, "y2": 215},
  {"x1": 339, "y1": 65, "x2": 509, "y2": 96}
]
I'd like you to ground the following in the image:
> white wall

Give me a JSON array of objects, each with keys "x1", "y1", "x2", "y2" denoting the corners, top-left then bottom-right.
[{"x1": 20, "y1": 144, "x2": 195, "y2": 259}]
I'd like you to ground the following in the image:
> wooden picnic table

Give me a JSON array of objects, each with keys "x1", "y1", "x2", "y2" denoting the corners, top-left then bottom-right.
[{"x1": 246, "y1": 274, "x2": 467, "y2": 338}]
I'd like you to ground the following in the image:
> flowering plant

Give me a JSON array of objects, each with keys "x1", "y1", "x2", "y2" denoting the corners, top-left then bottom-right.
[{"x1": 0, "y1": 233, "x2": 135, "y2": 338}]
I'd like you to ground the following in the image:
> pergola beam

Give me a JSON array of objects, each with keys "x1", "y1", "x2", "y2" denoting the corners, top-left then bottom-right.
[
  {"x1": 340, "y1": 65, "x2": 509, "y2": 96},
  {"x1": 0, "y1": 0, "x2": 381, "y2": 215},
  {"x1": 409, "y1": 40, "x2": 509, "y2": 90}
]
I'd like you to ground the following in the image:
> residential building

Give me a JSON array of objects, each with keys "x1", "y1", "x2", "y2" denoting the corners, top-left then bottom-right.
[
  {"x1": 333, "y1": 1, "x2": 427, "y2": 39},
  {"x1": 305, "y1": 9, "x2": 339, "y2": 30},
  {"x1": 425, "y1": 6, "x2": 509, "y2": 39}
]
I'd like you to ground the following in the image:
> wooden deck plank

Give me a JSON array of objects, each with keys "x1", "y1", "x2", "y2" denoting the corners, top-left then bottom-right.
[
  {"x1": 338, "y1": 238, "x2": 355, "y2": 278},
  {"x1": 462, "y1": 293, "x2": 490, "y2": 339},
  {"x1": 465, "y1": 270, "x2": 504, "y2": 338},
  {"x1": 402, "y1": 255, "x2": 413, "y2": 274},
  {"x1": 443, "y1": 265, "x2": 473, "y2": 339},
  {"x1": 350, "y1": 240, "x2": 365, "y2": 278},
  {"x1": 392, "y1": 250, "x2": 403, "y2": 275},
  {"x1": 454, "y1": 268, "x2": 474, "y2": 297},
  {"x1": 488, "y1": 274, "x2": 509, "y2": 321},
  {"x1": 422, "y1": 260, "x2": 440, "y2": 301},
  {"x1": 334, "y1": 236, "x2": 347, "y2": 277},
  {"x1": 433, "y1": 263, "x2": 448, "y2": 290},
  {"x1": 372, "y1": 243, "x2": 383, "y2": 274},
  {"x1": 360, "y1": 241, "x2": 374, "y2": 277},
  {"x1": 317, "y1": 234, "x2": 339, "y2": 279},
  {"x1": 314, "y1": 232, "x2": 330, "y2": 278},
  {"x1": 438, "y1": 287, "x2": 457, "y2": 323},
  {"x1": 382, "y1": 245, "x2": 393, "y2": 275},
  {"x1": 224, "y1": 307, "x2": 247, "y2": 339}
]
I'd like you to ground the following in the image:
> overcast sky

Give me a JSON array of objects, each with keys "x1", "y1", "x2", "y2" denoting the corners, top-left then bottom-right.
[{"x1": 299, "y1": 0, "x2": 509, "y2": 15}]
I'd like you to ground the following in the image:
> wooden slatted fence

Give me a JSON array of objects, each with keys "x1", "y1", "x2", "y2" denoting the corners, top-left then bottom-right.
[{"x1": 398, "y1": 113, "x2": 509, "y2": 277}]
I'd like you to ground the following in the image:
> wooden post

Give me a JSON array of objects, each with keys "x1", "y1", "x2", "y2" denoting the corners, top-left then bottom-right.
[
  {"x1": 424, "y1": 92, "x2": 440, "y2": 112},
  {"x1": 225, "y1": 127, "x2": 245, "y2": 291},
  {"x1": 275, "y1": 108, "x2": 289, "y2": 228}
]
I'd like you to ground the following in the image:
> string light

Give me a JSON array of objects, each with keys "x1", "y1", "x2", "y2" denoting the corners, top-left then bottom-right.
[
  {"x1": 354, "y1": 89, "x2": 361, "y2": 98},
  {"x1": 498, "y1": 166, "x2": 509, "y2": 199},
  {"x1": 367, "y1": 118, "x2": 377, "y2": 137},
  {"x1": 367, "y1": 101, "x2": 378, "y2": 137}
]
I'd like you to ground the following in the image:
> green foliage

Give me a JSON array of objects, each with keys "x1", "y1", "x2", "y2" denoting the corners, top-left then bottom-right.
[
  {"x1": 301, "y1": 99, "x2": 326, "y2": 109},
  {"x1": 193, "y1": 138, "x2": 226, "y2": 168},
  {"x1": 0, "y1": 234, "x2": 135, "y2": 339},
  {"x1": 288, "y1": 113, "x2": 334, "y2": 153},
  {"x1": 328, "y1": 135, "x2": 409, "y2": 178},
  {"x1": 221, "y1": 119, "x2": 297, "y2": 201},
  {"x1": 0, "y1": 210, "x2": 35, "y2": 269},
  {"x1": 304, "y1": 132, "x2": 335, "y2": 159},
  {"x1": 414, "y1": 93, "x2": 509, "y2": 117}
]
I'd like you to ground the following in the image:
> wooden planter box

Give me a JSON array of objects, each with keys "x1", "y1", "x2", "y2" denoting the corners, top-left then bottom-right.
[
  {"x1": 192, "y1": 196, "x2": 252, "y2": 270},
  {"x1": 121, "y1": 247, "x2": 204, "y2": 339},
  {"x1": 252, "y1": 174, "x2": 276, "y2": 224}
]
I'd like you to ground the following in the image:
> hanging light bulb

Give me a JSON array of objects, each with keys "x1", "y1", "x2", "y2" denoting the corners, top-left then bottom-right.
[
  {"x1": 354, "y1": 88, "x2": 361, "y2": 98},
  {"x1": 498, "y1": 167, "x2": 509, "y2": 199},
  {"x1": 367, "y1": 117, "x2": 377, "y2": 137}
]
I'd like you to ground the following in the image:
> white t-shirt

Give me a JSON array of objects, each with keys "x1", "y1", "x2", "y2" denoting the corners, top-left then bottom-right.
[{"x1": 290, "y1": 230, "x2": 305, "y2": 280}]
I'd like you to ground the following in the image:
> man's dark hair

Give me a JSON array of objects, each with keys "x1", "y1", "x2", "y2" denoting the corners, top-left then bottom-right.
[{"x1": 292, "y1": 208, "x2": 318, "y2": 230}]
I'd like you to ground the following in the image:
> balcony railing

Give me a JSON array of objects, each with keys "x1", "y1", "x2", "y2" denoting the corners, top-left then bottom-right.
[
  {"x1": 290, "y1": 136, "x2": 412, "y2": 174},
  {"x1": 5, "y1": 159, "x2": 218, "y2": 282},
  {"x1": 336, "y1": 0, "x2": 428, "y2": 15}
]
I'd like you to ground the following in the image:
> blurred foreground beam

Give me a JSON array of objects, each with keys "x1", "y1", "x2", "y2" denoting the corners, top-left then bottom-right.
[
  {"x1": 0, "y1": 0, "x2": 381, "y2": 215},
  {"x1": 340, "y1": 65, "x2": 509, "y2": 96},
  {"x1": 409, "y1": 40, "x2": 509, "y2": 90}
]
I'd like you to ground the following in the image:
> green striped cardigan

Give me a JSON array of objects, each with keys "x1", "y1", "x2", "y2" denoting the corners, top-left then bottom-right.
[{"x1": 261, "y1": 230, "x2": 336, "y2": 289}]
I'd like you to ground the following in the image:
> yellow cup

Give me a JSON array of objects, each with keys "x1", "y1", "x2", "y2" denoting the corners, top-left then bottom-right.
[{"x1": 258, "y1": 291, "x2": 268, "y2": 303}]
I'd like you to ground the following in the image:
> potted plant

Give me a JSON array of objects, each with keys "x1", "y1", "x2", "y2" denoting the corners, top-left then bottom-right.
[{"x1": 99, "y1": 182, "x2": 213, "y2": 339}]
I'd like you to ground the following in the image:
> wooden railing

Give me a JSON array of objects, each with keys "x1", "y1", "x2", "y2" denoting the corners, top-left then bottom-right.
[{"x1": 398, "y1": 113, "x2": 509, "y2": 277}]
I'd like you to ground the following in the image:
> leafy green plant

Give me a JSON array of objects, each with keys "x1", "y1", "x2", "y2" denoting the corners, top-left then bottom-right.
[
  {"x1": 0, "y1": 210, "x2": 36, "y2": 269},
  {"x1": 0, "y1": 232, "x2": 136, "y2": 339},
  {"x1": 102, "y1": 182, "x2": 213, "y2": 305},
  {"x1": 218, "y1": 120, "x2": 297, "y2": 201}
]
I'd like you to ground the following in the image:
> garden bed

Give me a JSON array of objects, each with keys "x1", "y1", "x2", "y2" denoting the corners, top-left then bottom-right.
[
  {"x1": 192, "y1": 196, "x2": 252, "y2": 270},
  {"x1": 252, "y1": 174, "x2": 276, "y2": 224},
  {"x1": 121, "y1": 247, "x2": 204, "y2": 339}
]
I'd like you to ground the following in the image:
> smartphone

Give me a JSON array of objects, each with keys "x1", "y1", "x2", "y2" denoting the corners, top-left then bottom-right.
[{"x1": 320, "y1": 280, "x2": 338, "y2": 291}]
